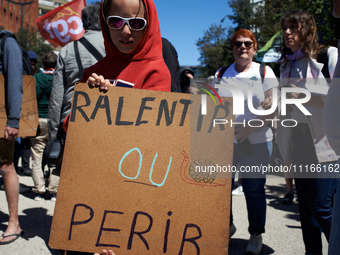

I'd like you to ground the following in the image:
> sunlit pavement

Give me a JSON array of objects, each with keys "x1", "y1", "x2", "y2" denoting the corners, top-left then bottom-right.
[{"x1": 0, "y1": 174, "x2": 328, "y2": 255}]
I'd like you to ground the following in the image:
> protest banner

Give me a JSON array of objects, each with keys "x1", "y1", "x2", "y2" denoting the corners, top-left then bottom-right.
[
  {"x1": 0, "y1": 74, "x2": 38, "y2": 138},
  {"x1": 35, "y1": 0, "x2": 86, "y2": 48},
  {"x1": 49, "y1": 83, "x2": 234, "y2": 254}
]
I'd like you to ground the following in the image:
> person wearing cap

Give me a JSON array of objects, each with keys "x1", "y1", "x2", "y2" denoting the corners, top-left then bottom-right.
[{"x1": 27, "y1": 51, "x2": 37, "y2": 75}]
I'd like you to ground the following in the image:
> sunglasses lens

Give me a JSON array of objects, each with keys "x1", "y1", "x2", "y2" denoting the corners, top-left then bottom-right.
[
  {"x1": 234, "y1": 41, "x2": 242, "y2": 47},
  {"x1": 234, "y1": 41, "x2": 253, "y2": 48},
  {"x1": 129, "y1": 18, "x2": 146, "y2": 30},
  {"x1": 244, "y1": 41, "x2": 253, "y2": 47},
  {"x1": 108, "y1": 17, "x2": 124, "y2": 29}
]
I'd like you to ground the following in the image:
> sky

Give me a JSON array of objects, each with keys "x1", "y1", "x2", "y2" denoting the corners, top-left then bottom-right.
[
  {"x1": 153, "y1": 0, "x2": 233, "y2": 66},
  {"x1": 88, "y1": 0, "x2": 234, "y2": 66}
]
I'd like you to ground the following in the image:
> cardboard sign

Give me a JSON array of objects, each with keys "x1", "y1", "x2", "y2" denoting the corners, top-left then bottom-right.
[
  {"x1": 0, "y1": 74, "x2": 39, "y2": 138},
  {"x1": 49, "y1": 84, "x2": 235, "y2": 254}
]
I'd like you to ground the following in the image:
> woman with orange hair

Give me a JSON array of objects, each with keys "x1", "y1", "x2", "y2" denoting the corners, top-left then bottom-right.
[{"x1": 211, "y1": 29, "x2": 279, "y2": 255}]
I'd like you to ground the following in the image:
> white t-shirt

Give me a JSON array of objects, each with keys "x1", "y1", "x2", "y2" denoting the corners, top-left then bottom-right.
[{"x1": 212, "y1": 62, "x2": 279, "y2": 144}]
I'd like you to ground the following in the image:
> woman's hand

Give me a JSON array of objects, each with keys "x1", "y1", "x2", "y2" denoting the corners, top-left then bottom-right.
[
  {"x1": 261, "y1": 96, "x2": 272, "y2": 110},
  {"x1": 87, "y1": 73, "x2": 112, "y2": 91},
  {"x1": 94, "y1": 249, "x2": 116, "y2": 255},
  {"x1": 283, "y1": 83, "x2": 324, "y2": 107},
  {"x1": 286, "y1": 84, "x2": 303, "y2": 99},
  {"x1": 281, "y1": 83, "x2": 306, "y2": 99}
]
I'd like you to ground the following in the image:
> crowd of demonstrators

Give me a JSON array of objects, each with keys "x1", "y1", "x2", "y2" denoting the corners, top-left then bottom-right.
[
  {"x1": 2, "y1": 1, "x2": 340, "y2": 255},
  {"x1": 30, "y1": 51, "x2": 59, "y2": 202},
  {"x1": 277, "y1": 10, "x2": 338, "y2": 255},
  {"x1": 0, "y1": 29, "x2": 23, "y2": 244},
  {"x1": 211, "y1": 29, "x2": 279, "y2": 255}
]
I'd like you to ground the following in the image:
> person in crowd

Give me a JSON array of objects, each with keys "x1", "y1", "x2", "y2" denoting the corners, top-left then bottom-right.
[
  {"x1": 48, "y1": 2, "x2": 105, "y2": 144},
  {"x1": 18, "y1": 137, "x2": 31, "y2": 176},
  {"x1": 61, "y1": 0, "x2": 170, "y2": 254},
  {"x1": 17, "y1": 50, "x2": 38, "y2": 176},
  {"x1": 179, "y1": 66, "x2": 194, "y2": 93},
  {"x1": 30, "y1": 51, "x2": 59, "y2": 201},
  {"x1": 277, "y1": 10, "x2": 338, "y2": 255},
  {"x1": 211, "y1": 29, "x2": 278, "y2": 255},
  {"x1": 162, "y1": 37, "x2": 181, "y2": 92},
  {"x1": 324, "y1": 1, "x2": 340, "y2": 254},
  {"x1": 0, "y1": 29, "x2": 23, "y2": 244},
  {"x1": 27, "y1": 50, "x2": 38, "y2": 75}
]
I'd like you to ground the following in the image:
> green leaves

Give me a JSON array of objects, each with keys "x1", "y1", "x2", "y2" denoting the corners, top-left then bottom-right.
[
  {"x1": 15, "y1": 28, "x2": 54, "y2": 72},
  {"x1": 196, "y1": 0, "x2": 337, "y2": 77},
  {"x1": 196, "y1": 24, "x2": 232, "y2": 77}
]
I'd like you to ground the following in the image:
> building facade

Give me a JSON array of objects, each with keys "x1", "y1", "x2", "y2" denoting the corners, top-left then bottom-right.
[
  {"x1": 0, "y1": 0, "x2": 39, "y2": 33},
  {"x1": 0, "y1": 0, "x2": 69, "y2": 34}
]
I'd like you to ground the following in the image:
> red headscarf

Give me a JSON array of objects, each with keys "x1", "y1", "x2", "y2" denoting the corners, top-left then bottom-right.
[{"x1": 81, "y1": 0, "x2": 171, "y2": 92}]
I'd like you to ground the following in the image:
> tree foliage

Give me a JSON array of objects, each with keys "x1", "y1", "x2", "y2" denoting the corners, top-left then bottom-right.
[
  {"x1": 196, "y1": 24, "x2": 233, "y2": 77},
  {"x1": 196, "y1": 0, "x2": 337, "y2": 77},
  {"x1": 15, "y1": 28, "x2": 54, "y2": 70}
]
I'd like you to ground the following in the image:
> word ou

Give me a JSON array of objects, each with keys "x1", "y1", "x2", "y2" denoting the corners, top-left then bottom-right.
[
  {"x1": 43, "y1": 16, "x2": 83, "y2": 44},
  {"x1": 119, "y1": 148, "x2": 172, "y2": 187},
  {"x1": 202, "y1": 87, "x2": 312, "y2": 116},
  {"x1": 213, "y1": 118, "x2": 298, "y2": 128}
]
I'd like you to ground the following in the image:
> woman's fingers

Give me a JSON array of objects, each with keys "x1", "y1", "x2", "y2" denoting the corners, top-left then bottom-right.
[{"x1": 87, "y1": 73, "x2": 112, "y2": 91}]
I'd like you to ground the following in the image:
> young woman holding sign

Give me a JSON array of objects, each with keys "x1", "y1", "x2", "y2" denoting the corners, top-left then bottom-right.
[
  {"x1": 83, "y1": 0, "x2": 170, "y2": 92},
  {"x1": 62, "y1": 0, "x2": 169, "y2": 254}
]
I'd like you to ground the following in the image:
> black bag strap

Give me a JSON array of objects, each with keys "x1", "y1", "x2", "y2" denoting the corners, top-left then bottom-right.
[
  {"x1": 0, "y1": 34, "x2": 10, "y2": 64},
  {"x1": 74, "y1": 37, "x2": 104, "y2": 80},
  {"x1": 78, "y1": 37, "x2": 104, "y2": 61},
  {"x1": 259, "y1": 63, "x2": 266, "y2": 83},
  {"x1": 0, "y1": 34, "x2": 7, "y2": 52},
  {"x1": 217, "y1": 65, "x2": 230, "y2": 80},
  {"x1": 36, "y1": 80, "x2": 53, "y2": 102},
  {"x1": 74, "y1": 40, "x2": 84, "y2": 79},
  {"x1": 317, "y1": 46, "x2": 330, "y2": 79}
]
